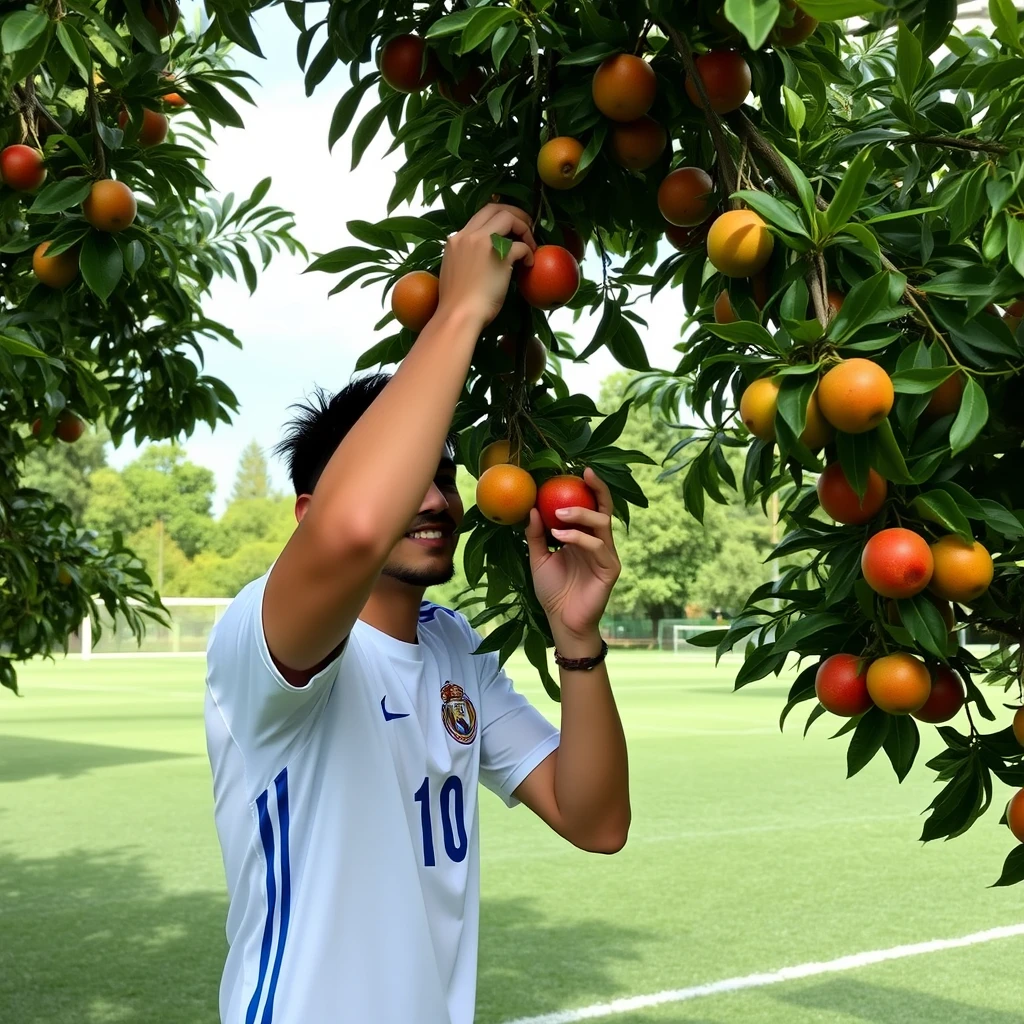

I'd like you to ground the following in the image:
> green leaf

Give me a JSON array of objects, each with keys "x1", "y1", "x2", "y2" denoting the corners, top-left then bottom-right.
[
  {"x1": 873, "y1": 418, "x2": 914, "y2": 485},
  {"x1": 425, "y1": 9, "x2": 477, "y2": 38},
  {"x1": 724, "y1": 0, "x2": 780, "y2": 49},
  {"x1": 823, "y1": 149, "x2": 873, "y2": 236},
  {"x1": 777, "y1": 152, "x2": 815, "y2": 222},
  {"x1": 882, "y1": 714, "x2": 920, "y2": 782},
  {"x1": 557, "y1": 42, "x2": 618, "y2": 66},
  {"x1": 460, "y1": 7, "x2": 518, "y2": 53},
  {"x1": 827, "y1": 272, "x2": 905, "y2": 343},
  {"x1": 1006, "y1": 218, "x2": 1024, "y2": 280},
  {"x1": 491, "y1": 23, "x2": 518, "y2": 67},
  {"x1": 910, "y1": 490, "x2": 972, "y2": 540},
  {"x1": 524, "y1": 629, "x2": 559, "y2": 702},
  {"x1": 732, "y1": 189, "x2": 809, "y2": 238},
  {"x1": 588, "y1": 399, "x2": 632, "y2": 450},
  {"x1": 472, "y1": 618, "x2": 521, "y2": 655},
  {"x1": 797, "y1": 0, "x2": 884, "y2": 17},
  {"x1": 895, "y1": 21, "x2": 923, "y2": 100},
  {"x1": 782, "y1": 85, "x2": 806, "y2": 135},
  {"x1": 328, "y1": 75, "x2": 379, "y2": 152},
  {"x1": 989, "y1": 0, "x2": 1022, "y2": 52},
  {"x1": 1, "y1": 9, "x2": 47, "y2": 52},
  {"x1": 704, "y1": 322, "x2": 775, "y2": 347},
  {"x1": 897, "y1": 594, "x2": 950, "y2": 659},
  {"x1": 28, "y1": 177, "x2": 92, "y2": 215},
  {"x1": 889, "y1": 366, "x2": 956, "y2": 394},
  {"x1": 992, "y1": 845, "x2": 1024, "y2": 887},
  {"x1": 123, "y1": 238, "x2": 145, "y2": 277},
  {"x1": 977, "y1": 499, "x2": 1024, "y2": 540},
  {"x1": 79, "y1": 231, "x2": 123, "y2": 302},
  {"x1": 55, "y1": 21, "x2": 91, "y2": 82},
  {"x1": 949, "y1": 376, "x2": 988, "y2": 456},
  {"x1": 351, "y1": 99, "x2": 391, "y2": 170},
  {"x1": 847, "y1": 705, "x2": 891, "y2": 778},
  {"x1": 490, "y1": 233, "x2": 512, "y2": 260},
  {"x1": 0, "y1": 333, "x2": 46, "y2": 359},
  {"x1": 836, "y1": 430, "x2": 874, "y2": 498}
]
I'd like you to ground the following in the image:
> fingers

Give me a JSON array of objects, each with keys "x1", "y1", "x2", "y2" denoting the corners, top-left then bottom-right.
[
  {"x1": 525, "y1": 508, "x2": 550, "y2": 564},
  {"x1": 480, "y1": 209, "x2": 537, "y2": 252},
  {"x1": 554, "y1": 505, "x2": 611, "y2": 544},
  {"x1": 464, "y1": 202, "x2": 532, "y2": 234},
  {"x1": 584, "y1": 467, "x2": 615, "y2": 518},
  {"x1": 548, "y1": 527, "x2": 610, "y2": 560},
  {"x1": 505, "y1": 240, "x2": 534, "y2": 267}
]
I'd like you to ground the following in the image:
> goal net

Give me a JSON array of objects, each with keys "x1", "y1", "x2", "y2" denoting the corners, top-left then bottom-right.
[
  {"x1": 77, "y1": 598, "x2": 232, "y2": 659},
  {"x1": 672, "y1": 622, "x2": 723, "y2": 655}
]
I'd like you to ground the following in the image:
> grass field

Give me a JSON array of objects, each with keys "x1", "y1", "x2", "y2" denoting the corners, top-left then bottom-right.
[{"x1": 1, "y1": 650, "x2": 1023, "y2": 1024}]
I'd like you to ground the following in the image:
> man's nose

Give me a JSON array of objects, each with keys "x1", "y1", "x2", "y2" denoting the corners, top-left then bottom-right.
[{"x1": 420, "y1": 482, "x2": 450, "y2": 515}]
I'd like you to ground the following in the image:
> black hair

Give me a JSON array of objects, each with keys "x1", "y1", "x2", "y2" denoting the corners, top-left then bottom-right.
[{"x1": 274, "y1": 373, "x2": 458, "y2": 496}]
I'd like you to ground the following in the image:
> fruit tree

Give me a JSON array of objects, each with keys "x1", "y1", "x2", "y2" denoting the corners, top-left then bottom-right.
[
  {"x1": 291, "y1": 0, "x2": 1024, "y2": 885},
  {"x1": 1, "y1": 2, "x2": 301, "y2": 694}
]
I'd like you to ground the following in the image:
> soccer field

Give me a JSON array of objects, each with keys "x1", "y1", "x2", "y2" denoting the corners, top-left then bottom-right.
[{"x1": 1, "y1": 651, "x2": 1022, "y2": 1024}]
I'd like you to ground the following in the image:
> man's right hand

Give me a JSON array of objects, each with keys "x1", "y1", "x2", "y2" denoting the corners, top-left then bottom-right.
[{"x1": 436, "y1": 204, "x2": 536, "y2": 329}]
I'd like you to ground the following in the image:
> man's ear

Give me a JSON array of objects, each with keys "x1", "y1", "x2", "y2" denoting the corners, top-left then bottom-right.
[{"x1": 295, "y1": 494, "x2": 312, "y2": 523}]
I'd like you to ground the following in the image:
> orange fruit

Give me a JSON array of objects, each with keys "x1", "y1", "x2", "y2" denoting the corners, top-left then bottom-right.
[
  {"x1": 771, "y1": 1, "x2": 818, "y2": 47},
  {"x1": 815, "y1": 653, "x2": 873, "y2": 717},
  {"x1": 739, "y1": 377, "x2": 779, "y2": 442},
  {"x1": 817, "y1": 358, "x2": 894, "y2": 434},
  {"x1": 684, "y1": 50, "x2": 751, "y2": 114},
  {"x1": 1012, "y1": 707, "x2": 1024, "y2": 747},
  {"x1": 537, "y1": 137, "x2": 586, "y2": 190},
  {"x1": 866, "y1": 653, "x2": 932, "y2": 715},
  {"x1": 817, "y1": 464, "x2": 887, "y2": 525},
  {"x1": 479, "y1": 440, "x2": 512, "y2": 475},
  {"x1": 118, "y1": 107, "x2": 169, "y2": 147},
  {"x1": 912, "y1": 666, "x2": 965, "y2": 724},
  {"x1": 592, "y1": 54, "x2": 657, "y2": 122},
  {"x1": 886, "y1": 593, "x2": 956, "y2": 633},
  {"x1": 1006, "y1": 788, "x2": 1024, "y2": 843},
  {"x1": 707, "y1": 210, "x2": 774, "y2": 277},
  {"x1": 380, "y1": 35, "x2": 437, "y2": 92},
  {"x1": 801, "y1": 390, "x2": 834, "y2": 451},
  {"x1": 497, "y1": 335, "x2": 547, "y2": 383},
  {"x1": 714, "y1": 289, "x2": 738, "y2": 324},
  {"x1": 928, "y1": 535, "x2": 993, "y2": 604},
  {"x1": 32, "y1": 241, "x2": 79, "y2": 289},
  {"x1": 83, "y1": 179, "x2": 137, "y2": 232},
  {"x1": 658, "y1": 167, "x2": 715, "y2": 227},
  {"x1": 923, "y1": 371, "x2": 964, "y2": 421},
  {"x1": 391, "y1": 270, "x2": 440, "y2": 331},
  {"x1": 610, "y1": 116, "x2": 667, "y2": 170},
  {"x1": 476, "y1": 465, "x2": 537, "y2": 525},
  {"x1": 861, "y1": 527, "x2": 934, "y2": 599},
  {"x1": 827, "y1": 290, "x2": 844, "y2": 315}
]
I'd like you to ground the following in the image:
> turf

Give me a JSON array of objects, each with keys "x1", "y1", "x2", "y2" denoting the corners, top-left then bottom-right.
[{"x1": 1, "y1": 651, "x2": 1022, "y2": 1024}]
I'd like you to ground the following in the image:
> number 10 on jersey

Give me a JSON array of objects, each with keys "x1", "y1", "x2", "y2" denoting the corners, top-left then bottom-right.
[{"x1": 414, "y1": 775, "x2": 468, "y2": 866}]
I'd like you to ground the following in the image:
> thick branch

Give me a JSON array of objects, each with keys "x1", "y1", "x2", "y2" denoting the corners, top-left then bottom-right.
[
  {"x1": 655, "y1": 17, "x2": 739, "y2": 207},
  {"x1": 86, "y1": 71, "x2": 106, "y2": 177}
]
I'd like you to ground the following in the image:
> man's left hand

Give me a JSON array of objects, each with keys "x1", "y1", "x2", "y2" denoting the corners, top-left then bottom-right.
[{"x1": 525, "y1": 468, "x2": 621, "y2": 656}]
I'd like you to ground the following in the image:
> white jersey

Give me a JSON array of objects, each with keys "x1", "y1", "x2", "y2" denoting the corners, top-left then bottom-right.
[{"x1": 204, "y1": 570, "x2": 560, "y2": 1024}]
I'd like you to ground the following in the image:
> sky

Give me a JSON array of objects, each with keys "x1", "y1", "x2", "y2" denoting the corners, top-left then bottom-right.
[{"x1": 107, "y1": 3, "x2": 688, "y2": 511}]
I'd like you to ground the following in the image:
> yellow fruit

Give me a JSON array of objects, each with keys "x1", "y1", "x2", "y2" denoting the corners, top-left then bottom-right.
[
  {"x1": 479, "y1": 440, "x2": 512, "y2": 475},
  {"x1": 707, "y1": 210, "x2": 774, "y2": 278},
  {"x1": 537, "y1": 137, "x2": 586, "y2": 190},
  {"x1": 740, "y1": 377, "x2": 779, "y2": 442}
]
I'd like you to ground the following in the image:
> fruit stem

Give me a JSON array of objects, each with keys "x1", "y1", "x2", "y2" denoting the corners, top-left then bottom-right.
[
  {"x1": 634, "y1": 18, "x2": 652, "y2": 55},
  {"x1": 653, "y1": 14, "x2": 739, "y2": 209}
]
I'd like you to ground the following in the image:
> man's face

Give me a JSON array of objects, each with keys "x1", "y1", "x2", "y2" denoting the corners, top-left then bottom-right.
[{"x1": 380, "y1": 454, "x2": 463, "y2": 588}]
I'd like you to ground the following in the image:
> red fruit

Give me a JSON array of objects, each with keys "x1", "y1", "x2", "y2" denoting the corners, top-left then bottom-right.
[
  {"x1": 439, "y1": 68, "x2": 486, "y2": 104},
  {"x1": 143, "y1": 0, "x2": 180, "y2": 37},
  {"x1": 558, "y1": 225, "x2": 586, "y2": 262},
  {"x1": 816, "y1": 464, "x2": 887, "y2": 525},
  {"x1": 665, "y1": 223, "x2": 707, "y2": 251},
  {"x1": 861, "y1": 527, "x2": 934, "y2": 599},
  {"x1": 591, "y1": 54, "x2": 657, "y2": 122},
  {"x1": 911, "y1": 666, "x2": 965, "y2": 724},
  {"x1": 380, "y1": 35, "x2": 437, "y2": 92},
  {"x1": 658, "y1": 167, "x2": 716, "y2": 227},
  {"x1": 55, "y1": 412, "x2": 85, "y2": 443},
  {"x1": 31, "y1": 418, "x2": 43, "y2": 437},
  {"x1": 1, "y1": 145, "x2": 46, "y2": 191},
  {"x1": 1008, "y1": 789, "x2": 1024, "y2": 843},
  {"x1": 536, "y1": 475, "x2": 598, "y2": 532},
  {"x1": 815, "y1": 654, "x2": 873, "y2": 717},
  {"x1": 684, "y1": 51, "x2": 751, "y2": 114},
  {"x1": 516, "y1": 245, "x2": 580, "y2": 309}
]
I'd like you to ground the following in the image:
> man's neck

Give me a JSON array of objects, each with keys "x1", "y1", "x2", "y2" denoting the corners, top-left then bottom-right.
[{"x1": 359, "y1": 576, "x2": 426, "y2": 644}]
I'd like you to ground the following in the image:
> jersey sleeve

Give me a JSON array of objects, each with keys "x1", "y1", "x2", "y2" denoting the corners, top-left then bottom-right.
[
  {"x1": 464, "y1": 619, "x2": 560, "y2": 807},
  {"x1": 206, "y1": 569, "x2": 346, "y2": 787}
]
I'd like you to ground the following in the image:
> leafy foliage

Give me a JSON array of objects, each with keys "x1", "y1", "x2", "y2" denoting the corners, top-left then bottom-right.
[{"x1": 1, "y1": 1, "x2": 301, "y2": 692}]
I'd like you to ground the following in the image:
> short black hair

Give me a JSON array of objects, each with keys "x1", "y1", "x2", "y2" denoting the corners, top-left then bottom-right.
[{"x1": 274, "y1": 374, "x2": 458, "y2": 496}]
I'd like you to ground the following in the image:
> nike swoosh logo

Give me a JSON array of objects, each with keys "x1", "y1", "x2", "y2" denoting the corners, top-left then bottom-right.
[{"x1": 381, "y1": 696, "x2": 410, "y2": 722}]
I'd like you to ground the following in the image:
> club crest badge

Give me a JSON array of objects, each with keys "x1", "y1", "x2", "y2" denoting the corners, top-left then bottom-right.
[{"x1": 441, "y1": 681, "x2": 477, "y2": 744}]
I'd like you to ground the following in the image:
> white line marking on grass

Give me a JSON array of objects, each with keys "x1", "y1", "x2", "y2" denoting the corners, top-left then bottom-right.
[{"x1": 499, "y1": 923, "x2": 1024, "y2": 1024}]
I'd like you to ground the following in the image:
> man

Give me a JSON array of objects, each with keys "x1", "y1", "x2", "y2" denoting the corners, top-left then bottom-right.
[{"x1": 204, "y1": 203, "x2": 630, "y2": 1024}]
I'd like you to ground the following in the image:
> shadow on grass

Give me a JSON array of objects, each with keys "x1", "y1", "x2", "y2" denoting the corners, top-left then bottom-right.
[
  {"x1": 774, "y1": 975, "x2": 1023, "y2": 1023},
  {"x1": 0, "y1": 848, "x2": 224, "y2": 1024},
  {"x1": 1, "y1": 848, "x2": 648, "y2": 1024},
  {"x1": 0, "y1": 735, "x2": 188, "y2": 783},
  {"x1": 476, "y1": 895, "x2": 647, "y2": 1023}
]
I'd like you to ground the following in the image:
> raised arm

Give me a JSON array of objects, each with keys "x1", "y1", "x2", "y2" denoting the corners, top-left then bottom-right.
[{"x1": 263, "y1": 205, "x2": 535, "y2": 675}]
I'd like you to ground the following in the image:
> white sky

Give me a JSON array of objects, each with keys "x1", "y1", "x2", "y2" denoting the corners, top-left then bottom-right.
[{"x1": 108, "y1": 3, "x2": 687, "y2": 511}]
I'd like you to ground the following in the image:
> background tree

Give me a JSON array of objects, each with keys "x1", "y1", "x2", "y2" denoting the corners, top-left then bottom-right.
[
  {"x1": 230, "y1": 439, "x2": 274, "y2": 502},
  {"x1": 0, "y1": 0, "x2": 302, "y2": 692},
  {"x1": 20, "y1": 423, "x2": 109, "y2": 520},
  {"x1": 293, "y1": 0, "x2": 1024, "y2": 882}
]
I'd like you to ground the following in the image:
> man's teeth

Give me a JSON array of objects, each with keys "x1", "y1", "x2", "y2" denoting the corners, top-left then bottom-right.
[{"x1": 409, "y1": 530, "x2": 444, "y2": 539}]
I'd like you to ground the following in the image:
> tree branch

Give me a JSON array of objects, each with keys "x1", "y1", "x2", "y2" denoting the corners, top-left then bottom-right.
[
  {"x1": 896, "y1": 135, "x2": 1010, "y2": 156},
  {"x1": 653, "y1": 15, "x2": 739, "y2": 207},
  {"x1": 86, "y1": 71, "x2": 106, "y2": 177}
]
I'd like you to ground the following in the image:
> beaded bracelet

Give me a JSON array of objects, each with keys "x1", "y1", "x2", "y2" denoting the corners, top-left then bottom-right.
[{"x1": 553, "y1": 639, "x2": 609, "y2": 672}]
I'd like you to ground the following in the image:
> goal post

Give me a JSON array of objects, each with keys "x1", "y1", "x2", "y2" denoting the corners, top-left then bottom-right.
[
  {"x1": 672, "y1": 622, "x2": 721, "y2": 654},
  {"x1": 79, "y1": 597, "x2": 232, "y2": 659}
]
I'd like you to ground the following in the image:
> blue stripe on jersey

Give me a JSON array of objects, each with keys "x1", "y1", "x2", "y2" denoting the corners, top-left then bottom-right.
[
  {"x1": 418, "y1": 602, "x2": 457, "y2": 622},
  {"x1": 245, "y1": 788, "x2": 277, "y2": 1024},
  {"x1": 261, "y1": 769, "x2": 291, "y2": 1023}
]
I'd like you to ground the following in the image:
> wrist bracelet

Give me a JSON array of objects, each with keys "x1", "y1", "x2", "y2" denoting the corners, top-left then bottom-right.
[{"x1": 553, "y1": 639, "x2": 608, "y2": 672}]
